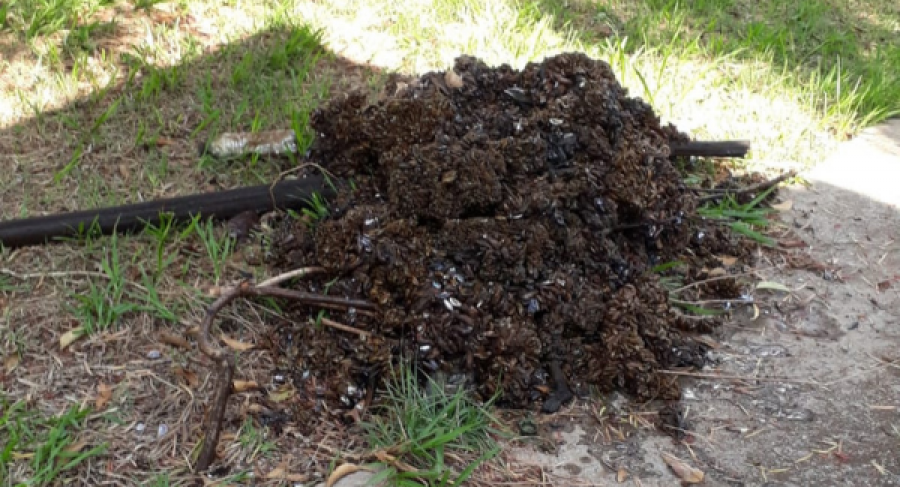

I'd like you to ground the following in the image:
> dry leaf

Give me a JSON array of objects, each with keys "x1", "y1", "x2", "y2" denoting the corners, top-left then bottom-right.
[
  {"x1": 756, "y1": 281, "x2": 791, "y2": 293},
  {"x1": 233, "y1": 380, "x2": 259, "y2": 393},
  {"x1": 778, "y1": 239, "x2": 808, "y2": 248},
  {"x1": 4, "y1": 354, "x2": 20, "y2": 373},
  {"x1": 327, "y1": 464, "x2": 372, "y2": 487},
  {"x1": 266, "y1": 467, "x2": 286, "y2": 479},
  {"x1": 772, "y1": 199, "x2": 793, "y2": 212},
  {"x1": 616, "y1": 467, "x2": 628, "y2": 483},
  {"x1": 158, "y1": 331, "x2": 192, "y2": 350},
  {"x1": 716, "y1": 255, "x2": 738, "y2": 266},
  {"x1": 706, "y1": 267, "x2": 727, "y2": 277},
  {"x1": 220, "y1": 334, "x2": 255, "y2": 352},
  {"x1": 444, "y1": 69, "x2": 464, "y2": 89},
  {"x1": 95, "y1": 382, "x2": 113, "y2": 409},
  {"x1": 268, "y1": 385, "x2": 296, "y2": 402},
  {"x1": 64, "y1": 439, "x2": 88, "y2": 454},
  {"x1": 174, "y1": 366, "x2": 200, "y2": 388},
  {"x1": 60, "y1": 327, "x2": 84, "y2": 349},
  {"x1": 661, "y1": 452, "x2": 704, "y2": 483}
]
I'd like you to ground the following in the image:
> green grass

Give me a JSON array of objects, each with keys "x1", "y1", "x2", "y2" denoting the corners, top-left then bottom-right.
[
  {"x1": 697, "y1": 186, "x2": 778, "y2": 247},
  {"x1": 66, "y1": 232, "x2": 141, "y2": 336},
  {"x1": 601, "y1": 0, "x2": 900, "y2": 132},
  {"x1": 0, "y1": 399, "x2": 108, "y2": 485},
  {"x1": 359, "y1": 365, "x2": 504, "y2": 486}
]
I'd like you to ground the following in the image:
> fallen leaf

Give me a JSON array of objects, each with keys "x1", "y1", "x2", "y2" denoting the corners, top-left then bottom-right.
[
  {"x1": 444, "y1": 69, "x2": 464, "y2": 89},
  {"x1": 60, "y1": 327, "x2": 85, "y2": 349},
  {"x1": 220, "y1": 335, "x2": 255, "y2": 352},
  {"x1": 616, "y1": 467, "x2": 628, "y2": 483},
  {"x1": 772, "y1": 199, "x2": 793, "y2": 212},
  {"x1": 268, "y1": 385, "x2": 296, "y2": 402},
  {"x1": 174, "y1": 366, "x2": 200, "y2": 388},
  {"x1": 327, "y1": 464, "x2": 372, "y2": 487},
  {"x1": 154, "y1": 136, "x2": 176, "y2": 147},
  {"x1": 266, "y1": 467, "x2": 286, "y2": 479},
  {"x1": 4, "y1": 354, "x2": 20, "y2": 372},
  {"x1": 95, "y1": 382, "x2": 113, "y2": 409},
  {"x1": 694, "y1": 336, "x2": 721, "y2": 349},
  {"x1": 717, "y1": 255, "x2": 738, "y2": 266},
  {"x1": 756, "y1": 281, "x2": 791, "y2": 293},
  {"x1": 233, "y1": 380, "x2": 258, "y2": 393},
  {"x1": 64, "y1": 438, "x2": 88, "y2": 453},
  {"x1": 661, "y1": 452, "x2": 704, "y2": 483},
  {"x1": 716, "y1": 255, "x2": 737, "y2": 267},
  {"x1": 706, "y1": 267, "x2": 727, "y2": 277},
  {"x1": 778, "y1": 239, "x2": 808, "y2": 248},
  {"x1": 158, "y1": 331, "x2": 192, "y2": 350}
]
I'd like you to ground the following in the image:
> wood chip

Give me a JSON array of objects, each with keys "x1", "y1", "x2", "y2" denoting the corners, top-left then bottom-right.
[
  {"x1": 158, "y1": 331, "x2": 192, "y2": 350},
  {"x1": 95, "y1": 382, "x2": 113, "y2": 409},
  {"x1": 220, "y1": 334, "x2": 255, "y2": 351},
  {"x1": 661, "y1": 452, "x2": 704, "y2": 483},
  {"x1": 326, "y1": 464, "x2": 372, "y2": 487},
  {"x1": 59, "y1": 327, "x2": 84, "y2": 349}
]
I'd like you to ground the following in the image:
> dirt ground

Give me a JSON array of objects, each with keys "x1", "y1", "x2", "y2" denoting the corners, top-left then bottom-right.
[
  {"x1": 500, "y1": 120, "x2": 900, "y2": 486},
  {"x1": 1, "y1": 38, "x2": 896, "y2": 484}
]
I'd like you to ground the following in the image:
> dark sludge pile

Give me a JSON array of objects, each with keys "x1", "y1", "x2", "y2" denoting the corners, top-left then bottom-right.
[{"x1": 263, "y1": 52, "x2": 750, "y2": 418}]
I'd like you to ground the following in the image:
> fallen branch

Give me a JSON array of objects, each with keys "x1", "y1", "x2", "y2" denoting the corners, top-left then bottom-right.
[
  {"x1": 698, "y1": 171, "x2": 797, "y2": 203},
  {"x1": 193, "y1": 278, "x2": 378, "y2": 472}
]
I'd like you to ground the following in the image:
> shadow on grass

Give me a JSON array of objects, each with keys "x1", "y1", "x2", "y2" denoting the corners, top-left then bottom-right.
[
  {"x1": 0, "y1": 8, "x2": 394, "y2": 221},
  {"x1": 523, "y1": 0, "x2": 900, "y2": 132}
]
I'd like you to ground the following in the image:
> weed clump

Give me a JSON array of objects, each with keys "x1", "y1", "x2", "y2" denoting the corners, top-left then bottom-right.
[{"x1": 266, "y1": 53, "x2": 753, "y2": 416}]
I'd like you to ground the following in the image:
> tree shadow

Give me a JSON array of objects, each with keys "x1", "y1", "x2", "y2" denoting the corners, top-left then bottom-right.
[
  {"x1": 0, "y1": 7, "x2": 396, "y2": 222},
  {"x1": 523, "y1": 0, "x2": 900, "y2": 130}
]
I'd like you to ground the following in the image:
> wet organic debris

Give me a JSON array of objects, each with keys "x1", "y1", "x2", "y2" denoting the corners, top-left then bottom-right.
[{"x1": 260, "y1": 52, "x2": 762, "y2": 418}]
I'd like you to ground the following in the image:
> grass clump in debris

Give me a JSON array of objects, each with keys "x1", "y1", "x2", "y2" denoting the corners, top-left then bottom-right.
[
  {"x1": 0, "y1": 399, "x2": 107, "y2": 485},
  {"x1": 360, "y1": 365, "x2": 503, "y2": 487}
]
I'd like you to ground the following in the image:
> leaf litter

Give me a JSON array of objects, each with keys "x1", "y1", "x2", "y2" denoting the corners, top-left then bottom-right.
[{"x1": 236, "y1": 52, "x2": 776, "y2": 439}]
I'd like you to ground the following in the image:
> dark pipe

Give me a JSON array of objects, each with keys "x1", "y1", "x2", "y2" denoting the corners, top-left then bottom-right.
[
  {"x1": 669, "y1": 140, "x2": 751, "y2": 159},
  {"x1": 0, "y1": 176, "x2": 333, "y2": 249}
]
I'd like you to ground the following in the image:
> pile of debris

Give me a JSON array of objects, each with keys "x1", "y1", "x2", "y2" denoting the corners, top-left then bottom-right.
[{"x1": 261, "y1": 52, "x2": 753, "y2": 417}]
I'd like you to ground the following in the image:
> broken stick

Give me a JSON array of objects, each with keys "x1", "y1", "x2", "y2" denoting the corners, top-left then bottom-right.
[{"x1": 193, "y1": 279, "x2": 377, "y2": 472}]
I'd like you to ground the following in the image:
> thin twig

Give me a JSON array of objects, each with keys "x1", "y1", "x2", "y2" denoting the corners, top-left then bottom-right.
[
  {"x1": 195, "y1": 282, "x2": 248, "y2": 472},
  {"x1": 252, "y1": 286, "x2": 376, "y2": 311},
  {"x1": 658, "y1": 370, "x2": 823, "y2": 386},
  {"x1": 0, "y1": 268, "x2": 148, "y2": 291},
  {"x1": 193, "y1": 280, "x2": 378, "y2": 473},
  {"x1": 320, "y1": 316, "x2": 370, "y2": 338},
  {"x1": 698, "y1": 170, "x2": 797, "y2": 203},
  {"x1": 670, "y1": 297, "x2": 753, "y2": 306},
  {"x1": 669, "y1": 267, "x2": 775, "y2": 294},
  {"x1": 257, "y1": 266, "x2": 326, "y2": 287}
]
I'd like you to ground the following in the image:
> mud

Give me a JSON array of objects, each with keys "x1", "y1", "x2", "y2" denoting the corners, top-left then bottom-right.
[{"x1": 259, "y1": 53, "x2": 761, "y2": 423}]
